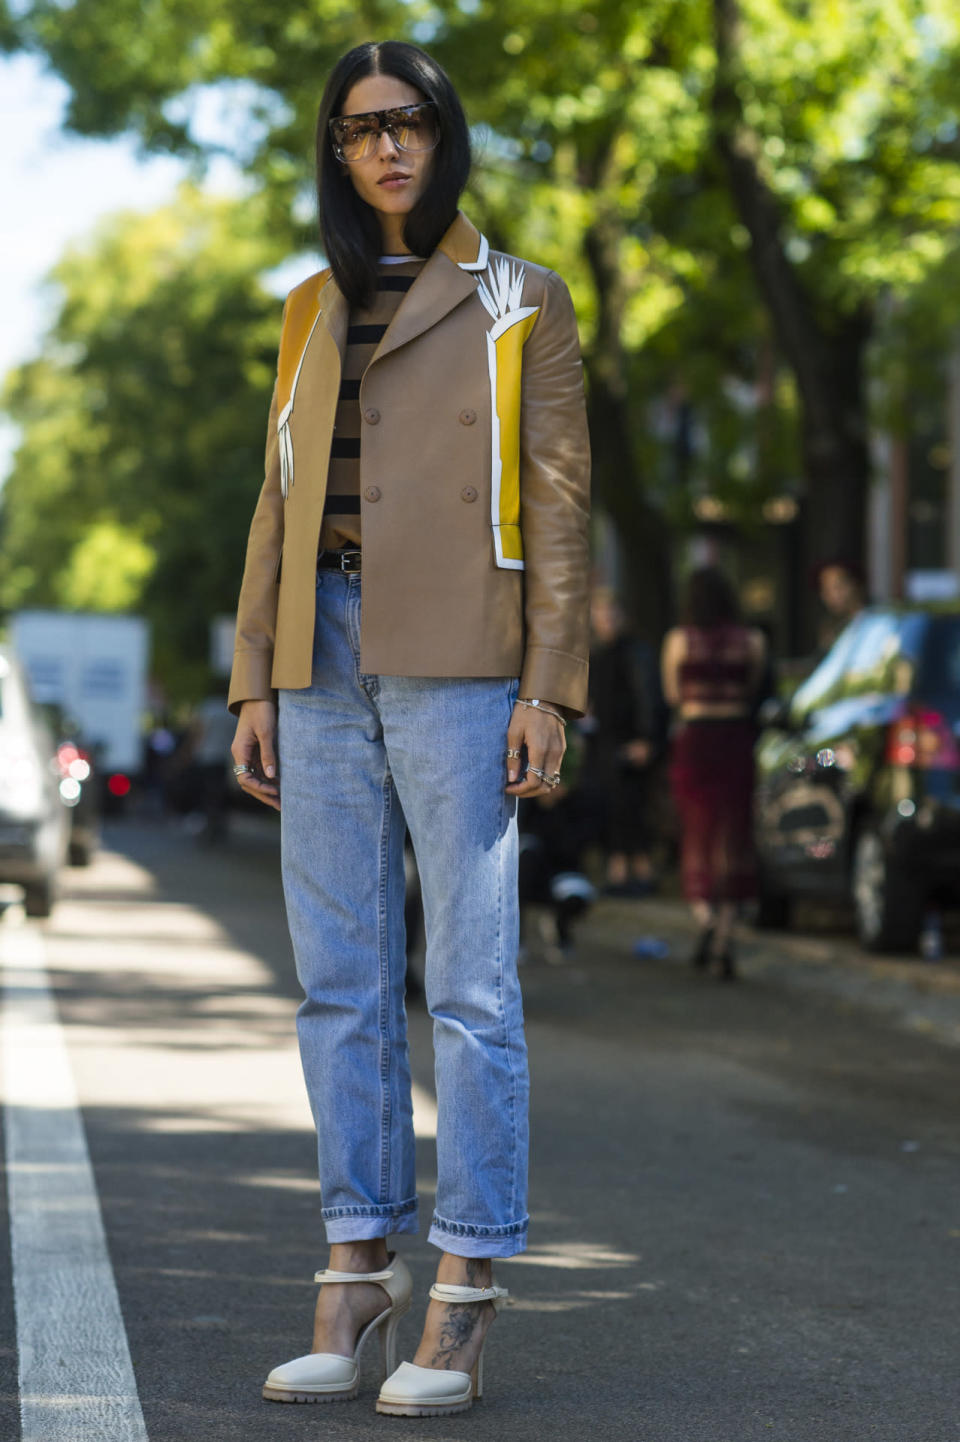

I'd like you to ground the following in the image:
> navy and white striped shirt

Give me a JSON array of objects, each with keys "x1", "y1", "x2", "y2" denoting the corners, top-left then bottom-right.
[{"x1": 319, "y1": 256, "x2": 425, "y2": 551}]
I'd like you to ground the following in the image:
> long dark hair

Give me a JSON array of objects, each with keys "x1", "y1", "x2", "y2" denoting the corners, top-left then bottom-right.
[
  {"x1": 315, "y1": 41, "x2": 472, "y2": 307},
  {"x1": 680, "y1": 566, "x2": 742, "y2": 628}
]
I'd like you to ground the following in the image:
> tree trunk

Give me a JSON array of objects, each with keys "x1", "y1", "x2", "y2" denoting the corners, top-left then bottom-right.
[
  {"x1": 582, "y1": 218, "x2": 674, "y2": 644},
  {"x1": 712, "y1": 0, "x2": 872, "y2": 643}
]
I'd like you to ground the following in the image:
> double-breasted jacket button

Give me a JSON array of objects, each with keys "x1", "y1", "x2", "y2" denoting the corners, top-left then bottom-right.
[
  {"x1": 364, "y1": 485, "x2": 382, "y2": 502},
  {"x1": 363, "y1": 407, "x2": 381, "y2": 425},
  {"x1": 460, "y1": 485, "x2": 478, "y2": 503},
  {"x1": 458, "y1": 408, "x2": 477, "y2": 426}
]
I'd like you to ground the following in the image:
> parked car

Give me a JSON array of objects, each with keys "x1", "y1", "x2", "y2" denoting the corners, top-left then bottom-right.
[
  {"x1": 37, "y1": 703, "x2": 101, "y2": 866},
  {"x1": 0, "y1": 646, "x2": 69, "y2": 915},
  {"x1": 754, "y1": 606, "x2": 960, "y2": 953},
  {"x1": 10, "y1": 609, "x2": 149, "y2": 812}
]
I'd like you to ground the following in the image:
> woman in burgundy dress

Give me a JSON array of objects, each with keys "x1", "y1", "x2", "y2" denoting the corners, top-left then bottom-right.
[{"x1": 661, "y1": 568, "x2": 767, "y2": 980}]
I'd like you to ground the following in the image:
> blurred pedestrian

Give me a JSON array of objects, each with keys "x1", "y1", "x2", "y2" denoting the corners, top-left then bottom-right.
[
  {"x1": 661, "y1": 567, "x2": 767, "y2": 980},
  {"x1": 184, "y1": 687, "x2": 236, "y2": 842},
  {"x1": 141, "y1": 718, "x2": 178, "y2": 816},
  {"x1": 227, "y1": 41, "x2": 590, "y2": 1417},
  {"x1": 518, "y1": 725, "x2": 597, "y2": 959},
  {"x1": 816, "y1": 558, "x2": 866, "y2": 652},
  {"x1": 581, "y1": 587, "x2": 667, "y2": 897}
]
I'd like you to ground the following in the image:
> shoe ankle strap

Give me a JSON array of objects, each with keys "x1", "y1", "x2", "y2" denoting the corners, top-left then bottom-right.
[
  {"x1": 314, "y1": 1267, "x2": 395, "y2": 1284},
  {"x1": 428, "y1": 1282, "x2": 509, "y2": 1305}
]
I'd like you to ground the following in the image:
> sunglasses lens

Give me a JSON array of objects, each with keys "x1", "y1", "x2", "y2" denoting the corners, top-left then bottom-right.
[
  {"x1": 333, "y1": 117, "x2": 379, "y2": 161},
  {"x1": 389, "y1": 105, "x2": 440, "y2": 153}
]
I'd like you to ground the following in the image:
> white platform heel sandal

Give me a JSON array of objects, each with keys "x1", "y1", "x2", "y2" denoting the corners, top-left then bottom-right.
[
  {"x1": 262, "y1": 1252, "x2": 412, "y2": 1404},
  {"x1": 376, "y1": 1280, "x2": 509, "y2": 1417}
]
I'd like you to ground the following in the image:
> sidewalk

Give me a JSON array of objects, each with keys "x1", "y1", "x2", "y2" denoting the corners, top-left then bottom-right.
[{"x1": 576, "y1": 893, "x2": 960, "y2": 1050}]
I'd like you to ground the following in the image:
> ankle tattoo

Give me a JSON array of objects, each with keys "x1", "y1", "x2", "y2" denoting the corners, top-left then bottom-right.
[{"x1": 429, "y1": 1303, "x2": 483, "y2": 1370}]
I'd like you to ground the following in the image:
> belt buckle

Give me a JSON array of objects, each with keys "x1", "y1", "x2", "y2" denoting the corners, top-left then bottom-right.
[{"x1": 339, "y1": 549, "x2": 361, "y2": 573}]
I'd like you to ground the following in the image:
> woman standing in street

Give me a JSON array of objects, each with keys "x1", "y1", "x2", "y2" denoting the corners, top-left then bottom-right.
[
  {"x1": 229, "y1": 41, "x2": 590, "y2": 1417},
  {"x1": 582, "y1": 586, "x2": 668, "y2": 897},
  {"x1": 661, "y1": 567, "x2": 766, "y2": 980}
]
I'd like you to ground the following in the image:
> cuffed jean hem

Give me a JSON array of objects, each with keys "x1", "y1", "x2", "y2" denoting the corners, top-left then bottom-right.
[
  {"x1": 322, "y1": 1200, "x2": 420, "y2": 1244},
  {"x1": 427, "y1": 1213, "x2": 529, "y2": 1260}
]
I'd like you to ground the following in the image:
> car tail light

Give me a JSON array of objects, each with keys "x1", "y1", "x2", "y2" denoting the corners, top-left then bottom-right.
[
  {"x1": 56, "y1": 743, "x2": 92, "y2": 781},
  {"x1": 107, "y1": 772, "x2": 131, "y2": 797},
  {"x1": 886, "y1": 708, "x2": 960, "y2": 768}
]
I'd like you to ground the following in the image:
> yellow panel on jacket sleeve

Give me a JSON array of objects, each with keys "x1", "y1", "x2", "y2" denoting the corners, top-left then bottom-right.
[
  {"x1": 493, "y1": 309, "x2": 540, "y2": 534},
  {"x1": 277, "y1": 285, "x2": 323, "y2": 413},
  {"x1": 495, "y1": 522, "x2": 525, "y2": 562}
]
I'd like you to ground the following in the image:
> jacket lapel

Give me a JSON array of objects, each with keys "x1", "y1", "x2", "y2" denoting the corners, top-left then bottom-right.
[{"x1": 369, "y1": 212, "x2": 489, "y2": 367}]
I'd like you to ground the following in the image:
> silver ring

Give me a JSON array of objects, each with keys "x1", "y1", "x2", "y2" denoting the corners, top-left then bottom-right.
[{"x1": 233, "y1": 763, "x2": 251, "y2": 776}]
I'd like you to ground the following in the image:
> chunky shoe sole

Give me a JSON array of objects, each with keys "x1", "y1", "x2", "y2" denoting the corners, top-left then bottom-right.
[
  {"x1": 375, "y1": 1395, "x2": 475, "y2": 1417},
  {"x1": 262, "y1": 1381, "x2": 359, "y2": 1404}
]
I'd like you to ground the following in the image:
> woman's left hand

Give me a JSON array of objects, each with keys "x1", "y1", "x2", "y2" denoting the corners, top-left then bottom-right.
[{"x1": 505, "y1": 703, "x2": 566, "y2": 797}]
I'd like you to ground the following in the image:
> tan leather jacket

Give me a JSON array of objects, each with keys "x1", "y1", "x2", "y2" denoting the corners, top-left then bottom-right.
[{"x1": 228, "y1": 212, "x2": 591, "y2": 716}]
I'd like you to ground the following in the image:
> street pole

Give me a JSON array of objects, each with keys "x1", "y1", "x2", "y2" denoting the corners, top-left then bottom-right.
[{"x1": 889, "y1": 433, "x2": 908, "y2": 601}]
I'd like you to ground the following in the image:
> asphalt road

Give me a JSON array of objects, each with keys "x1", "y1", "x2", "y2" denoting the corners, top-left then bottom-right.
[{"x1": 2, "y1": 817, "x2": 959, "y2": 1442}]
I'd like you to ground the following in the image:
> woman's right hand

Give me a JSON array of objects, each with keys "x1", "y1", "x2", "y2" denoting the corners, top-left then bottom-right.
[{"x1": 231, "y1": 700, "x2": 280, "y2": 812}]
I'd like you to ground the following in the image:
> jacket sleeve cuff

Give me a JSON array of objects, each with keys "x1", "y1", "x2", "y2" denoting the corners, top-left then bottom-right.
[
  {"x1": 519, "y1": 646, "x2": 589, "y2": 719},
  {"x1": 228, "y1": 649, "x2": 276, "y2": 717}
]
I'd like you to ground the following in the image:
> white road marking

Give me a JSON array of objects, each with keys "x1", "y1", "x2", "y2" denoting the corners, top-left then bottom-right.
[{"x1": 1, "y1": 915, "x2": 149, "y2": 1442}]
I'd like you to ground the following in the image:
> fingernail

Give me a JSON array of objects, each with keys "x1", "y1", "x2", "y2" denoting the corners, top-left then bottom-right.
[
  {"x1": 508, "y1": 767, "x2": 518, "y2": 782},
  {"x1": 265, "y1": 765, "x2": 275, "y2": 778}
]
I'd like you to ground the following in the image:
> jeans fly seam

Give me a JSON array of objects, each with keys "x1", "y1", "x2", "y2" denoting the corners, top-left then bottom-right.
[{"x1": 345, "y1": 575, "x2": 371, "y2": 697}]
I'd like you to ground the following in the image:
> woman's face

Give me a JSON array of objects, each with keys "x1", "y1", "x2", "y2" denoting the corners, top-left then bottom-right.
[{"x1": 336, "y1": 74, "x2": 436, "y2": 231}]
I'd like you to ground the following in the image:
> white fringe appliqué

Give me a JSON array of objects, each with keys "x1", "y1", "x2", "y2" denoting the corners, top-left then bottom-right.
[
  {"x1": 477, "y1": 259, "x2": 528, "y2": 334},
  {"x1": 278, "y1": 401, "x2": 294, "y2": 499}
]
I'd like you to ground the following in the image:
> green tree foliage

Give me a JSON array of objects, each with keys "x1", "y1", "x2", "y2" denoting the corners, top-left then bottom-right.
[
  {"x1": 0, "y1": 186, "x2": 285, "y2": 696},
  {"x1": 711, "y1": 0, "x2": 960, "y2": 588},
  {"x1": 59, "y1": 520, "x2": 156, "y2": 611}
]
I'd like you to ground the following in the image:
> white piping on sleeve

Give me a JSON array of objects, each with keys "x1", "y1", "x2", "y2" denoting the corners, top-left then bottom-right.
[{"x1": 277, "y1": 306, "x2": 323, "y2": 498}]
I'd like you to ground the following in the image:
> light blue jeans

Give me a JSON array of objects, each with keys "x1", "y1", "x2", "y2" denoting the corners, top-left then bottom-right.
[{"x1": 278, "y1": 569, "x2": 528, "y2": 1259}]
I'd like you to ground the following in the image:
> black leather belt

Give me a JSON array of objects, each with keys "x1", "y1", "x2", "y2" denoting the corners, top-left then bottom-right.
[{"x1": 317, "y1": 548, "x2": 362, "y2": 573}]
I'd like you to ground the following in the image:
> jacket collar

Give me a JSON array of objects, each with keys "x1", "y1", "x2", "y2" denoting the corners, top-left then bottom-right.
[
  {"x1": 317, "y1": 212, "x2": 489, "y2": 368},
  {"x1": 437, "y1": 211, "x2": 490, "y2": 272}
]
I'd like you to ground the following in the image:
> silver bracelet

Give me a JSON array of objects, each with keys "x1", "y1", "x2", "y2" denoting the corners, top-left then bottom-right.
[{"x1": 516, "y1": 697, "x2": 567, "y2": 727}]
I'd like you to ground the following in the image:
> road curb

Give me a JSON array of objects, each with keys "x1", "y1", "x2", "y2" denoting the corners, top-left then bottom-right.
[{"x1": 578, "y1": 896, "x2": 960, "y2": 1049}]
